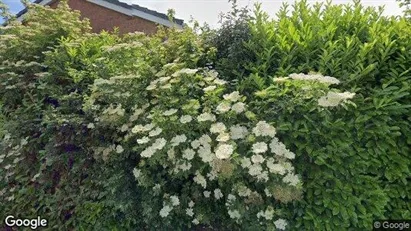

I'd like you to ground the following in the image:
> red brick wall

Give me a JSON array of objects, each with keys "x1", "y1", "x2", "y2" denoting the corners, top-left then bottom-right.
[{"x1": 49, "y1": 0, "x2": 158, "y2": 34}]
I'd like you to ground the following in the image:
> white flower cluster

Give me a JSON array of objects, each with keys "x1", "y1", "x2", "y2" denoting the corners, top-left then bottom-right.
[
  {"x1": 214, "y1": 188, "x2": 224, "y2": 200},
  {"x1": 170, "y1": 134, "x2": 187, "y2": 146},
  {"x1": 215, "y1": 144, "x2": 234, "y2": 160},
  {"x1": 102, "y1": 104, "x2": 125, "y2": 117},
  {"x1": 197, "y1": 112, "x2": 216, "y2": 122},
  {"x1": 252, "y1": 142, "x2": 268, "y2": 154},
  {"x1": 194, "y1": 135, "x2": 214, "y2": 163},
  {"x1": 159, "y1": 195, "x2": 181, "y2": 218},
  {"x1": 163, "y1": 108, "x2": 178, "y2": 116},
  {"x1": 215, "y1": 91, "x2": 246, "y2": 114},
  {"x1": 257, "y1": 207, "x2": 275, "y2": 220},
  {"x1": 318, "y1": 91, "x2": 356, "y2": 107},
  {"x1": 289, "y1": 73, "x2": 340, "y2": 85},
  {"x1": 238, "y1": 125, "x2": 298, "y2": 186},
  {"x1": 180, "y1": 115, "x2": 193, "y2": 123},
  {"x1": 130, "y1": 107, "x2": 146, "y2": 122},
  {"x1": 230, "y1": 125, "x2": 249, "y2": 140},
  {"x1": 274, "y1": 218, "x2": 288, "y2": 230},
  {"x1": 172, "y1": 68, "x2": 198, "y2": 77},
  {"x1": 210, "y1": 122, "x2": 226, "y2": 134},
  {"x1": 131, "y1": 123, "x2": 155, "y2": 134},
  {"x1": 118, "y1": 68, "x2": 301, "y2": 228},
  {"x1": 140, "y1": 138, "x2": 167, "y2": 158},
  {"x1": 252, "y1": 121, "x2": 276, "y2": 138},
  {"x1": 269, "y1": 138, "x2": 295, "y2": 159},
  {"x1": 193, "y1": 171, "x2": 207, "y2": 188}
]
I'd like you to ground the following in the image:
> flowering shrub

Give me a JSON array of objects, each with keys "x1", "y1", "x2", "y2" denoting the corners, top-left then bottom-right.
[
  {"x1": 83, "y1": 64, "x2": 304, "y2": 229},
  {"x1": 210, "y1": 1, "x2": 411, "y2": 229},
  {"x1": 0, "y1": 0, "x2": 409, "y2": 230},
  {"x1": 82, "y1": 50, "x2": 359, "y2": 230}
]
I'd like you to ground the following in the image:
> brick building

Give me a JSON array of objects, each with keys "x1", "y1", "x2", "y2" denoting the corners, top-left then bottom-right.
[{"x1": 16, "y1": 0, "x2": 184, "y2": 34}]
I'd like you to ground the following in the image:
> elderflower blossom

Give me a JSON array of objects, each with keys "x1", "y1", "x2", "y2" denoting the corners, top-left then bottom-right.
[
  {"x1": 251, "y1": 154, "x2": 265, "y2": 164},
  {"x1": 170, "y1": 195, "x2": 180, "y2": 206},
  {"x1": 178, "y1": 161, "x2": 192, "y2": 172},
  {"x1": 230, "y1": 125, "x2": 249, "y2": 140},
  {"x1": 186, "y1": 208, "x2": 194, "y2": 217},
  {"x1": 191, "y1": 139, "x2": 201, "y2": 149},
  {"x1": 210, "y1": 122, "x2": 227, "y2": 134},
  {"x1": 170, "y1": 134, "x2": 187, "y2": 146},
  {"x1": 223, "y1": 91, "x2": 241, "y2": 102},
  {"x1": 203, "y1": 85, "x2": 217, "y2": 92},
  {"x1": 120, "y1": 124, "x2": 129, "y2": 132},
  {"x1": 129, "y1": 108, "x2": 144, "y2": 122},
  {"x1": 249, "y1": 164, "x2": 263, "y2": 176},
  {"x1": 252, "y1": 121, "x2": 276, "y2": 137},
  {"x1": 228, "y1": 210, "x2": 241, "y2": 220},
  {"x1": 238, "y1": 186, "x2": 252, "y2": 197},
  {"x1": 192, "y1": 219, "x2": 200, "y2": 225},
  {"x1": 261, "y1": 207, "x2": 275, "y2": 220},
  {"x1": 199, "y1": 134, "x2": 212, "y2": 145},
  {"x1": 197, "y1": 113, "x2": 216, "y2": 122},
  {"x1": 172, "y1": 68, "x2": 198, "y2": 77},
  {"x1": 183, "y1": 148, "x2": 196, "y2": 160},
  {"x1": 188, "y1": 201, "x2": 195, "y2": 207},
  {"x1": 231, "y1": 102, "x2": 246, "y2": 113},
  {"x1": 257, "y1": 171, "x2": 269, "y2": 182},
  {"x1": 207, "y1": 170, "x2": 217, "y2": 180},
  {"x1": 152, "y1": 138, "x2": 166, "y2": 149},
  {"x1": 241, "y1": 157, "x2": 252, "y2": 168},
  {"x1": 215, "y1": 144, "x2": 234, "y2": 159},
  {"x1": 214, "y1": 78, "x2": 227, "y2": 85},
  {"x1": 289, "y1": 73, "x2": 340, "y2": 85},
  {"x1": 194, "y1": 171, "x2": 207, "y2": 188},
  {"x1": 149, "y1": 127, "x2": 162, "y2": 137},
  {"x1": 216, "y1": 102, "x2": 231, "y2": 113},
  {"x1": 203, "y1": 191, "x2": 211, "y2": 198},
  {"x1": 132, "y1": 123, "x2": 155, "y2": 133},
  {"x1": 180, "y1": 115, "x2": 193, "y2": 123},
  {"x1": 132, "y1": 168, "x2": 141, "y2": 179},
  {"x1": 264, "y1": 188, "x2": 272, "y2": 197},
  {"x1": 137, "y1": 136, "x2": 150, "y2": 144},
  {"x1": 167, "y1": 149, "x2": 175, "y2": 160},
  {"x1": 163, "y1": 109, "x2": 178, "y2": 116},
  {"x1": 198, "y1": 146, "x2": 214, "y2": 163},
  {"x1": 141, "y1": 146, "x2": 156, "y2": 158},
  {"x1": 87, "y1": 123, "x2": 95, "y2": 129},
  {"x1": 115, "y1": 145, "x2": 124, "y2": 154},
  {"x1": 274, "y1": 218, "x2": 288, "y2": 230},
  {"x1": 252, "y1": 142, "x2": 268, "y2": 154},
  {"x1": 318, "y1": 91, "x2": 356, "y2": 107},
  {"x1": 266, "y1": 159, "x2": 287, "y2": 175},
  {"x1": 216, "y1": 132, "x2": 230, "y2": 142},
  {"x1": 214, "y1": 188, "x2": 223, "y2": 200},
  {"x1": 283, "y1": 173, "x2": 300, "y2": 186},
  {"x1": 269, "y1": 138, "x2": 295, "y2": 159},
  {"x1": 159, "y1": 205, "x2": 173, "y2": 218}
]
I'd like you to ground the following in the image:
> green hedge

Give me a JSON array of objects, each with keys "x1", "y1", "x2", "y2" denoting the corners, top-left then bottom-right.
[
  {"x1": 0, "y1": 0, "x2": 410, "y2": 230},
  {"x1": 210, "y1": 0, "x2": 411, "y2": 229}
]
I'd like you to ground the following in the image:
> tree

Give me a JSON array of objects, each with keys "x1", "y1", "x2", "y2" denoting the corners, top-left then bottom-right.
[{"x1": 397, "y1": 0, "x2": 411, "y2": 18}]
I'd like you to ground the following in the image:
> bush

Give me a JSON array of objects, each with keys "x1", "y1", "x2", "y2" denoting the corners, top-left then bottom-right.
[
  {"x1": 205, "y1": 0, "x2": 255, "y2": 84},
  {"x1": 1, "y1": 0, "x2": 410, "y2": 230},
  {"x1": 209, "y1": 0, "x2": 411, "y2": 230}
]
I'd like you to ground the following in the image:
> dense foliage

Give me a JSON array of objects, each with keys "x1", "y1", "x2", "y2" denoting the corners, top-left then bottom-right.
[
  {"x1": 211, "y1": 0, "x2": 411, "y2": 230},
  {"x1": 1, "y1": 0, "x2": 410, "y2": 230}
]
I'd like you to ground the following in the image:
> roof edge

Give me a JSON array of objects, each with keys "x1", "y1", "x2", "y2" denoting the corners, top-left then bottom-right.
[{"x1": 15, "y1": 0, "x2": 184, "y2": 28}]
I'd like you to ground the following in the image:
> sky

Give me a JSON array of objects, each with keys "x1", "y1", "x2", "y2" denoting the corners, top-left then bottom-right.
[{"x1": 2, "y1": 0, "x2": 405, "y2": 28}]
